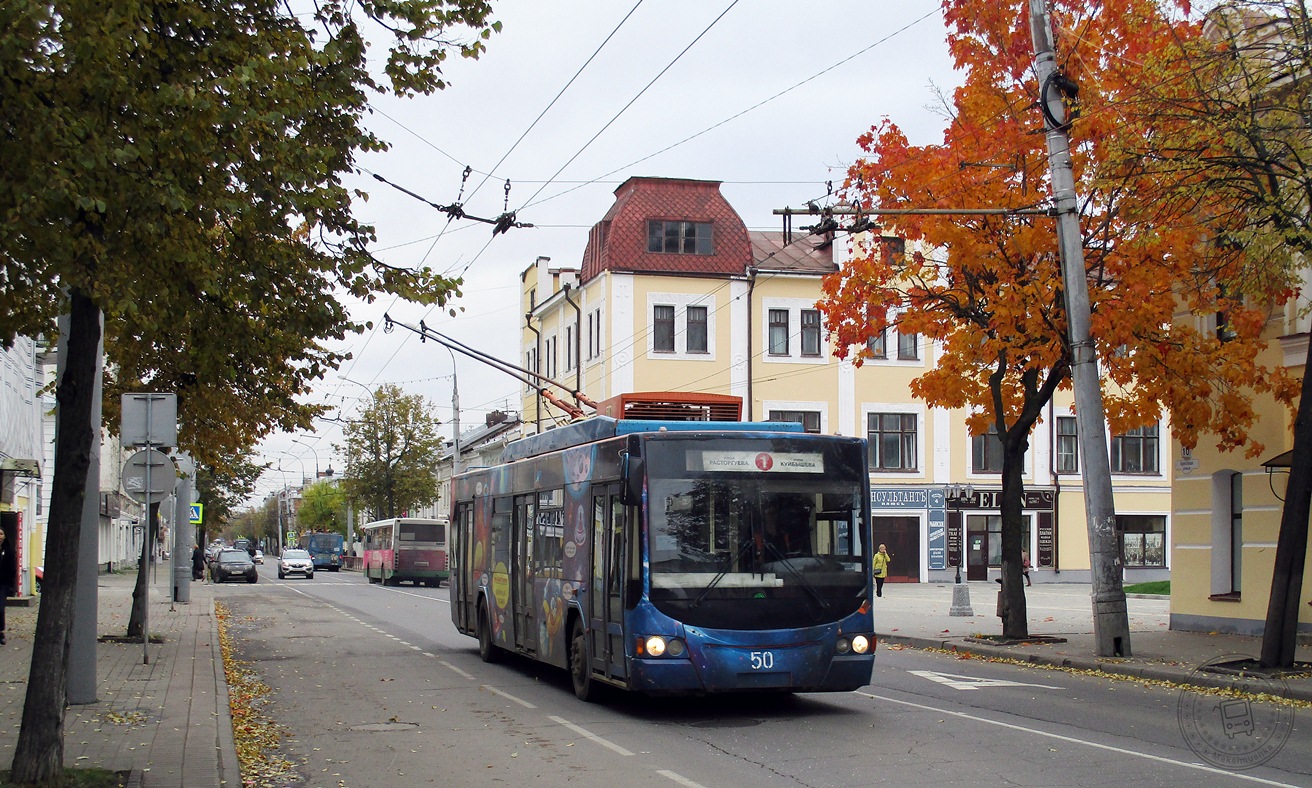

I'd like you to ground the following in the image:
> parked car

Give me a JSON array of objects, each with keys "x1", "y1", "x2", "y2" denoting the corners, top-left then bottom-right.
[
  {"x1": 253, "y1": 549, "x2": 264, "y2": 564},
  {"x1": 278, "y1": 548, "x2": 314, "y2": 580},
  {"x1": 211, "y1": 549, "x2": 258, "y2": 584}
]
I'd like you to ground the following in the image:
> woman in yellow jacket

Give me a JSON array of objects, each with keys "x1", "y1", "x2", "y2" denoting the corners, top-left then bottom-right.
[{"x1": 873, "y1": 544, "x2": 891, "y2": 597}]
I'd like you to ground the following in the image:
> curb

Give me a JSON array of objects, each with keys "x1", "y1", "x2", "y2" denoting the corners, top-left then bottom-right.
[{"x1": 878, "y1": 633, "x2": 1312, "y2": 703}]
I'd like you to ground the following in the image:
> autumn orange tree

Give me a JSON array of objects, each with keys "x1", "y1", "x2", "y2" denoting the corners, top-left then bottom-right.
[
  {"x1": 821, "y1": 0, "x2": 1297, "y2": 639},
  {"x1": 1112, "y1": 0, "x2": 1312, "y2": 668}
]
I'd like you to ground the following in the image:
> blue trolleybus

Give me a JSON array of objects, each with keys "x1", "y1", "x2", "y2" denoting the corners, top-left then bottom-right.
[{"x1": 450, "y1": 409, "x2": 875, "y2": 701}]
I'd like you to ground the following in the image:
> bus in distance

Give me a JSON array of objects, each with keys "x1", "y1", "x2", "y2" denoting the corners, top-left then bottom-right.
[
  {"x1": 298, "y1": 531, "x2": 345, "y2": 572},
  {"x1": 450, "y1": 404, "x2": 875, "y2": 701},
  {"x1": 361, "y1": 518, "x2": 449, "y2": 587}
]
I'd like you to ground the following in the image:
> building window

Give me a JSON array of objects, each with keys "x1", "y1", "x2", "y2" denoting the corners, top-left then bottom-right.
[
  {"x1": 653, "y1": 305, "x2": 675, "y2": 352},
  {"x1": 1230, "y1": 472, "x2": 1242, "y2": 594},
  {"x1": 586, "y1": 313, "x2": 594, "y2": 360},
  {"x1": 897, "y1": 329, "x2": 919, "y2": 360},
  {"x1": 592, "y1": 309, "x2": 603, "y2": 358},
  {"x1": 647, "y1": 220, "x2": 714, "y2": 255},
  {"x1": 867, "y1": 329, "x2": 887, "y2": 359},
  {"x1": 564, "y1": 325, "x2": 575, "y2": 371},
  {"x1": 545, "y1": 336, "x2": 557, "y2": 379},
  {"x1": 1055, "y1": 416, "x2": 1078, "y2": 474},
  {"x1": 687, "y1": 306, "x2": 708, "y2": 353},
  {"x1": 868, "y1": 413, "x2": 917, "y2": 471},
  {"x1": 769, "y1": 410, "x2": 821, "y2": 434},
  {"x1": 972, "y1": 425, "x2": 1004, "y2": 473},
  {"x1": 1111, "y1": 423, "x2": 1159, "y2": 474},
  {"x1": 801, "y1": 309, "x2": 822, "y2": 357},
  {"x1": 768, "y1": 309, "x2": 789, "y2": 355},
  {"x1": 1118, "y1": 514, "x2": 1166, "y2": 567}
]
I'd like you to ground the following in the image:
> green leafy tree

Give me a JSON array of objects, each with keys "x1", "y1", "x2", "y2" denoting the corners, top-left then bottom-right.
[
  {"x1": 297, "y1": 479, "x2": 347, "y2": 537},
  {"x1": 194, "y1": 457, "x2": 266, "y2": 542},
  {"x1": 341, "y1": 384, "x2": 443, "y2": 520},
  {"x1": 0, "y1": 0, "x2": 498, "y2": 781}
]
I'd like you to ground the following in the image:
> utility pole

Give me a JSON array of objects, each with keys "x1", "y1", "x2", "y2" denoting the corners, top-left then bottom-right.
[{"x1": 1029, "y1": 0, "x2": 1131, "y2": 657}]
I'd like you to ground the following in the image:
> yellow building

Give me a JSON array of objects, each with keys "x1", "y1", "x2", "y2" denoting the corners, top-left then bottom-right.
[
  {"x1": 522, "y1": 176, "x2": 1173, "y2": 585},
  {"x1": 1169, "y1": 285, "x2": 1312, "y2": 636}
]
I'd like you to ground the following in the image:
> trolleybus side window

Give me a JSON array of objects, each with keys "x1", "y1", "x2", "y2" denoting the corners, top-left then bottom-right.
[{"x1": 491, "y1": 497, "x2": 512, "y2": 568}]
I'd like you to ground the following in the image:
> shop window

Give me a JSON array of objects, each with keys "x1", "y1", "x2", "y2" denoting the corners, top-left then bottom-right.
[{"x1": 1118, "y1": 514, "x2": 1166, "y2": 567}]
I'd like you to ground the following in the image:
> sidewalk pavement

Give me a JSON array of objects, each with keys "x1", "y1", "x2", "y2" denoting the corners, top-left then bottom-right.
[
  {"x1": 0, "y1": 570, "x2": 239, "y2": 787},
  {"x1": 874, "y1": 580, "x2": 1312, "y2": 702},
  {"x1": 0, "y1": 574, "x2": 1309, "y2": 788}
]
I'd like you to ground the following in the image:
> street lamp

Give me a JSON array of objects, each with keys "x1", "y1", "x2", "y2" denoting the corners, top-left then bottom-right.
[
  {"x1": 291, "y1": 437, "x2": 321, "y2": 478},
  {"x1": 945, "y1": 483, "x2": 975, "y2": 616}
]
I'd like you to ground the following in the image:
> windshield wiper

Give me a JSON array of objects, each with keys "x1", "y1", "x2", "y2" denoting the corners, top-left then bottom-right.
[
  {"x1": 762, "y1": 544, "x2": 829, "y2": 611},
  {"x1": 689, "y1": 538, "x2": 757, "y2": 609}
]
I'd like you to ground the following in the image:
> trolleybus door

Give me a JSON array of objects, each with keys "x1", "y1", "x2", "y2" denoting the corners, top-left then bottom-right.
[
  {"x1": 454, "y1": 503, "x2": 473, "y2": 633},
  {"x1": 512, "y1": 494, "x2": 536, "y2": 654},
  {"x1": 589, "y1": 485, "x2": 628, "y2": 681}
]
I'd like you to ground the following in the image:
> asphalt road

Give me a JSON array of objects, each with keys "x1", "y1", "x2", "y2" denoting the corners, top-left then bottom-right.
[{"x1": 214, "y1": 564, "x2": 1312, "y2": 787}]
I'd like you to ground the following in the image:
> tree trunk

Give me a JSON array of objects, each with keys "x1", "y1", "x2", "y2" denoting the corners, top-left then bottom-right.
[
  {"x1": 125, "y1": 502, "x2": 158, "y2": 639},
  {"x1": 11, "y1": 289, "x2": 101, "y2": 784},
  {"x1": 999, "y1": 431, "x2": 1031, "y2": 639},
  {"x1": 1260, "y1": 334, "x2": 1312, "y2": 668}
]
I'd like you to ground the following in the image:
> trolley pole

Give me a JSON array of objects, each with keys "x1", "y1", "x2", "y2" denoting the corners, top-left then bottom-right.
[{"x1": 1029, "y1": 0, "x2": 1130, "y2": 657}]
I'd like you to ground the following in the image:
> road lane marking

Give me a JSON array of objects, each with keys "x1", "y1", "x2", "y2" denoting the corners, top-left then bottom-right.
[
  {"x1": 908, "y1": 669, "x2": 1062, "y2": 691},
  {"x1": 657, "y1": 770, "x2": 706, "y2": 787},
  {"x1": 482, "y1": 685, "x2": 536, "y2": 708},
  {"x1": 440, "y1": 660, "x2": 475, "y2": 679},
  {"x1": 548, "y1": 716, "x2": 634, "y2": 757},
  {"x1": 855, "y1": 692, "x2": 1298, "y2": 786}
]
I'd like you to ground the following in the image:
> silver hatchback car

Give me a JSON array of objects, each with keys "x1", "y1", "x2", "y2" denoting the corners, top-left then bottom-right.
[{"x1": 278, "y1": 549, "x2": 314, "y2": 580}]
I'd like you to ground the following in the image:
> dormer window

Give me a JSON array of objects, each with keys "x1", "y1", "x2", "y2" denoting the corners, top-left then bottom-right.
[{"x1": 647, "y1": 220, "x2": 714, "y2": 255}]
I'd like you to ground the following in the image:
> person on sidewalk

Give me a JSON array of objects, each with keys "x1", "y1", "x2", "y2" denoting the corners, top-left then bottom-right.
[
  {"x1": 0, "y1": 529, "x2": 15, "y2": 645},
  {"x1": 192, "y1": 544, "x2": 206, "y2": 581},
  {"x1": 1021, "y1": 550, "x2": 1032, "y2": 586},
  {"x1": 873, "y1": 544, "x2": 891, "y2": 597}
]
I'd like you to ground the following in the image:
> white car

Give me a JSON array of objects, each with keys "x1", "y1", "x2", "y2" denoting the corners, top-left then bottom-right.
[
  {"x1": 253, "y1": 549, "x2": 264, "y2": 564},
  {"x1": 278, "y1": 548, "x2": 314, "y2": 579}
]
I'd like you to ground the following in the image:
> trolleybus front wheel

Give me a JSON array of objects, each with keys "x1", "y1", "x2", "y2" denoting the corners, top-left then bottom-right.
[
  {"x1": 477, "y1": 605, "x2": 500, "y2": 664},
  {"x1": 569, "y1": 619, "x2": 598, "y2": 703}
]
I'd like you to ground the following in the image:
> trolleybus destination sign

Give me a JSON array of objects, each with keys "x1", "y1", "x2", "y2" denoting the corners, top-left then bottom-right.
[{"x1": 695, "y1": 451, "x2": 825, "y2": 473}]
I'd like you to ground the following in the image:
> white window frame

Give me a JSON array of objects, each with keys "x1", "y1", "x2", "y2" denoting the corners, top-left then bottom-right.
[
  {"x1": 764, "y1": 400, "x2": 829, "y2": 435},
  {"x1": 761, "y1": 298, "x2": 828, "y2": 365},
  {"x1": 860, "y1": 403, "x2": 927, "y2": 480},
  {"x1": 645, "y1": 292, "x2": 717, "y2": 361}
]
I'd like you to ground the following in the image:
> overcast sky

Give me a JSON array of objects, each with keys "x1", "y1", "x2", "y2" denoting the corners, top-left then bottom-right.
[{"x1": 250, "y1": 0, "x2": 962, "y2": 503}]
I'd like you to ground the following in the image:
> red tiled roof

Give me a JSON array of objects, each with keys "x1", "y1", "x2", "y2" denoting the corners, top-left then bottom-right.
[{"x1": 581, "y1": 177, "x2": 751, "y2": 282}]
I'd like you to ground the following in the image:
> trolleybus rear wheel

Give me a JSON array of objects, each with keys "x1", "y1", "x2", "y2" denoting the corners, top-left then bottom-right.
[
  {"x1": 477, "y1": 605, "x2": 500, "y2": 664},
  {"x1": 569, "y1": 619, "x2": 598, "y2": 702}
]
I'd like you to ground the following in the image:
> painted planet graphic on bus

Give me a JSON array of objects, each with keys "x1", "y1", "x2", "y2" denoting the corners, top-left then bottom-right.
[
  {"x1": 755, "y1": 452, "x2": 773, "y2": 471},
  {"x1": 564, "y1": 541, "x2": 577, "y2": 559},
  {"x1": 491, "y1": 562, "x2": 510, "y2": 609}
]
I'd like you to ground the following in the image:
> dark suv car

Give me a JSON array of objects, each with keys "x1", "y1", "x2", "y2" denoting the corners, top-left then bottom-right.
[{"x1": 211, "y1": 549, "x2": 258, "y2": 584}]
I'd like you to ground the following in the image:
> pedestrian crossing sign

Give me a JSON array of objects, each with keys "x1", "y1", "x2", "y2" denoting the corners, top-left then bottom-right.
[{"x1": 189, "y1": 503, "x2": 203, "y2": 524}]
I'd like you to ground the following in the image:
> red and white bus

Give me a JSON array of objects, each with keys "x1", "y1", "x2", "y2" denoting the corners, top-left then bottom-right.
[{"x1": 361, "y1": 517, "x2": 449, "y2": 587}]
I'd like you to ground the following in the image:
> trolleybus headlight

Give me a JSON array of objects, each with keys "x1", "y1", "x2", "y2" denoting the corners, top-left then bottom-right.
[
  {"x1": 836, "y1": 636, "x2": 851, "y2": 654},
  {"x1": 666, "y1": 638, "x2": 686, "y2": 657},
  {"x1": 645, "y1": 636, "x2": 667, "y2": 657},
  {"x1": 851, "y1": 635, "x2": 871, "y2": 654}
]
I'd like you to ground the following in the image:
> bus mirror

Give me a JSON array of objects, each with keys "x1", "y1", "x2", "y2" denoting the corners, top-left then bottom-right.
[{"x1": 621, "y1": 453, "x2": 644, "y2": 506}]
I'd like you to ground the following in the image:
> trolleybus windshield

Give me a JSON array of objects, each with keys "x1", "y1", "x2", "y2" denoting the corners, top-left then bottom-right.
[{"x1": 644, "y1": 437, "x2": 868, "y2": 630}]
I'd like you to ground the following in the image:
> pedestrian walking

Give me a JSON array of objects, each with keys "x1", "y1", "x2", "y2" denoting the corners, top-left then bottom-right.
[
  {"x1": 1021, "y1": 550, "x2": 1032, "y2": 586},
  {"x1": 0, "y1": 529, "x2": 15, "y2": 645},
  {"x1": 873, "y1": 544, "x2": 891, "y2": 597},
  {"x1": 191, "y1": 544, "x2": 206, "y2": 582}
]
